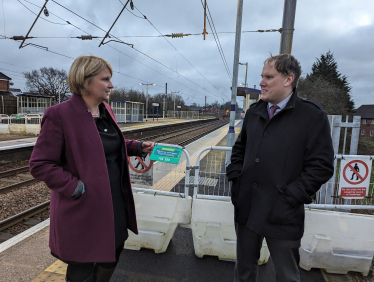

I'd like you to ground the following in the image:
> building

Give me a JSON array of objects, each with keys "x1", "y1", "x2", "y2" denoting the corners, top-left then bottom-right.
[
  {"x1": 17, "y1": 93, "x2": 53, "y2": 114},
  {"x1": 0, "y1": 72, "x2": 14, "y2": 96},
  {"x1": 355, "y1": 104, "x2": 374, "y2": 138}
]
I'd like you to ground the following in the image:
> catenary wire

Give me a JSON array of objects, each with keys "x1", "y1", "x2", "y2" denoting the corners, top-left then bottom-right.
[
  {"x1": 17, "y1": 0, "x2": 68, "y2": 25},
  {"x1": 200, "y1": 0, "x2": 232, "y2": 82},
  {"x1": 206, "y1": 2, "x2": 231, "y2": 81},
  {"x1": 132, "y1": 4, "x2": 228, "y2": 101},
  {"x1": 50, "y1": 0, "x2": 223, "y2": 100}
]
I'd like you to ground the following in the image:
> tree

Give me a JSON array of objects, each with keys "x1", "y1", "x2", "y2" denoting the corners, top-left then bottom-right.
[
  {"x1": 23, "y1": 67, "x2": 70, "y2": 102},
  {"x1": 298, "y1": 77, "x2": 348, "y2": 115},
  {"x1": 299, "y1": 51, "x2": 354, "y2": 112}
]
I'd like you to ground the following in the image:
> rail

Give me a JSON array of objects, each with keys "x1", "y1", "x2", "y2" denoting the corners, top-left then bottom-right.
[{"x1": 0, "y1": 201, "x2": 50, "y2": 232}]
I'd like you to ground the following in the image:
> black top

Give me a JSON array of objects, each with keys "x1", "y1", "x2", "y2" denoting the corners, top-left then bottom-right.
[{"x1": 95, "y1": 103, "x2": 128, "y2": 247}]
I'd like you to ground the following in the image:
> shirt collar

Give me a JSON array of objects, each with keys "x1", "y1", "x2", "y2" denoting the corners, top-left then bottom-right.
[
  {"x1": 268, "y1": 92, "x2": 293, "y2": 110},
  {"x1": 97, "y1": 103, "x2": 108, "y2": 119}
]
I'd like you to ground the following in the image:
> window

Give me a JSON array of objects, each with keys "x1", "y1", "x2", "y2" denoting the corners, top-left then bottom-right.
[
  {"x1": 371, "y1": 130, "x2": 374, "y2": 137},
  {"x1": 361, "y1": 129, "x2": 365, "y2": 135},
  {"x1": 372, "y1": 120, "x2": 374, "y2": 124},
  {"x1": 362, "y1": 119, "x2": 367, "y2": 124}
]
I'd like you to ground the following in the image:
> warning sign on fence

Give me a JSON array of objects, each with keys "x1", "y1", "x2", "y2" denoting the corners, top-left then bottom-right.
[
  {"x1": 128, "y1": 153, "x2": 154, "y2": 186},
  {"x1": 338, "y1": 156, "x2": 372, "y2": 199}
]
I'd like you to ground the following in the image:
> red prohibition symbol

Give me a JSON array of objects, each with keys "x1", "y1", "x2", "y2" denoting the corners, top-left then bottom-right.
[
  {"x1": 128, "y1": 153, "x2": 154, "y2": 173},
  {"x1": 342, "y1": 160, "x2": 369, "y2": 185}
]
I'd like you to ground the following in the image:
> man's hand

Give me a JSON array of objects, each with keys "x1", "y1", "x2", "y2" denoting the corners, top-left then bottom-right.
[{"x1": 141, "y1": 141, "x2": 155, "y2": 153}]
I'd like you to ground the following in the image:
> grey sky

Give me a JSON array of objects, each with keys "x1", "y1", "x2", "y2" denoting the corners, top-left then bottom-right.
[{"x1": 1, "y1": 0, "x2": 373, "y2": 108}]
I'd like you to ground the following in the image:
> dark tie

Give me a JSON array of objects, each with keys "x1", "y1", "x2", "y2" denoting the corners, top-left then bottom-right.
[{"x1": 269, "y1": 105, "x2": 280, "y2": 119}]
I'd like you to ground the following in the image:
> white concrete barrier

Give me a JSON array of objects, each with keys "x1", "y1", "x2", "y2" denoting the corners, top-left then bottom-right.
[
  {"x1": 0, "y1": 115, "x2": 9, "y2": 134},
  {"x1": 300, "y1": 209, "x2": 374, "y2": 276},
  {"x1": 25, "y1": 114, "x2": 41, "y2": 135},
  {"x1": 190, "y1": 198, "x2": 270, "y2": 264},
  {"x1": 125, "y1": 192, "x2": 192, "y2": 253}
]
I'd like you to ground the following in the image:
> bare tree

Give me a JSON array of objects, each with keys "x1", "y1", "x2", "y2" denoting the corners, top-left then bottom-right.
[
  {"x1": 23, "y1": 67, "x2": 70, "y2": 102},
  {"x1": 298, "y1": 76, "x2": 348, "y2": 115}
]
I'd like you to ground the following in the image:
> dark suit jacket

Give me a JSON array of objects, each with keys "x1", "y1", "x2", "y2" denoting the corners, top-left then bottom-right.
[
  {"x1": 227, "y1": 90, "x2": 334, "y2": 240},
  {"x1": 29, "y1": 94, "x2": 139, "y2": 262}
]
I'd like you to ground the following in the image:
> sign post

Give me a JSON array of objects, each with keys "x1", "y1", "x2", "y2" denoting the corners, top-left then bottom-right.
[
  {"x1": 152, "y1": 103, "x2": 159, "y2": 121},
  {"x1": 338, "y1": 156, "x2": 372, "y2": 199}
]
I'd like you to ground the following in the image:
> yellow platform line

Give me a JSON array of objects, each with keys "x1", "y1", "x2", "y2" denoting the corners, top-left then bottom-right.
[
  {"x1": 31, "y1": 260, "x2": 67, "y2": 282},
  {"x1": 151, "y1": 128, "x2": 228, "y2": 192}
]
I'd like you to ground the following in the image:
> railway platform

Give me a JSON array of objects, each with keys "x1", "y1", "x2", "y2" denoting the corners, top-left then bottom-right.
[
  {"x1": 0, "y1": 118, "x2": 206, "y2": 150},
  {"x1": 0, "y1": 121, "x2": 370, "y2": 282}
]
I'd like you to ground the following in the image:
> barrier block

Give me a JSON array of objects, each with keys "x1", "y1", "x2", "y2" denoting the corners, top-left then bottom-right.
[
  {"x1": 300, "y1": 209, "x2": 374, "y2": 276},
  {"x1": 125, "y1": 192, "x2": 192, "y2": 253},
  {"x1": 191, "y1": 198, "x2": 270, "y2": 264},
  {"x1": 0, "y1": 124, "x2": 9, "y2": 134},
  {"x1": 9, "y1": 124, "x2": 26, "y2": 134},
  {"x1": 25, "y1": 124, "x2": 41, "y2": 135}
]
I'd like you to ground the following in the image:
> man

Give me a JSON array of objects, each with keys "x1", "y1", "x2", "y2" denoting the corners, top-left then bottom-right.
[{"x1": 226, "y1": 54, "x2": 334, "y2": 282}]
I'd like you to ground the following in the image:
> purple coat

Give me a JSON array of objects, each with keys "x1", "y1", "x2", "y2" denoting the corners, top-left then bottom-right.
[{"x1": 29, "y1": 94, "x2": 139, "y2": 263}]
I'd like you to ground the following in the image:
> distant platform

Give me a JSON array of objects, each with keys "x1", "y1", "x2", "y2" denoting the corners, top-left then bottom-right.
[{"x1": 0, "y1": 118, "x2": 211, "y2": 151}]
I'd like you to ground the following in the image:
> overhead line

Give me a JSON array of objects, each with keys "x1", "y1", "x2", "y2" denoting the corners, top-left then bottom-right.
[
  {"x1": 50, "y1": 0, "x2": 222, "y2": 99},
  {"x1": 132, "y1": 4, "x2": 228, "y2": 100},
  {"x1": 17, "y1": 0, "x2": 68, "y2": 25},
  {"x1": 200, "y1": 0, "x2": 231, "y2": 82},
  {"x1": 206, "y1": 2, "x2": 231, "y2": 80}
]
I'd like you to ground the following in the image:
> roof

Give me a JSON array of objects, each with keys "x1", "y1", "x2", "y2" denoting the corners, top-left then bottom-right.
[
  {"x1": 355, "y1": 104, "x2": 374, "y2": 119},
  {"x1": 230, "y1": 86, "x2": 261, "y2": 97},
  {"x1": 0, "y1": 91, "x2": 15, "y2": 96},
  {"x1": 9, "y1": 88, "x2": 22, "y2": 93},
  {"x1": 0, "y1": 72, "x2": 12, "y2": 80},
  {"x1": 110, "y1": 99, "x2": 144, "y2": 104},
  {"x1": 16, "y1": 92, "x2": 53, "y2": 98}
]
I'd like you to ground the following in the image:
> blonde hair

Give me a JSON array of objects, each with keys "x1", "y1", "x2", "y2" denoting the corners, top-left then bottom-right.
[{"x1": 68, "y1": 55, "x2": 113, "y2": 95}]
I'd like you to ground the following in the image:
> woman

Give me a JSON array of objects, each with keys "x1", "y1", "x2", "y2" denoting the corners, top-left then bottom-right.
[{"x1": 29, "y1": 55, "x2": 154, "y2": 282}]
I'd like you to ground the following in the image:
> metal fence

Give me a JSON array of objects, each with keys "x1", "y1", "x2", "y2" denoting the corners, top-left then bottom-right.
[
  {"x1": 166, "y1": 110, "x2": 199, "y2": 119},
  {"x1": 193, "y1": 146, "x2": 232, "y2": 200}
]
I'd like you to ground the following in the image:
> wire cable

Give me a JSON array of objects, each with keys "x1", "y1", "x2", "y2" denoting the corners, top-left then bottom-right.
[
  {"x1": 17, "y1": 0, "x2": 68, "y2": 25},
  {"x1": 200, "y1": 0, "x2": 232, "y2": 82},
  {"x1": 51, "y1": 0, "x2": 222, "y2": 99},
  {"x1": 206, "y1": 2, "x2": 231, "y2": 80},
  {"x1": 132, "y1": 4, "x2": 228, "y2": 100}
]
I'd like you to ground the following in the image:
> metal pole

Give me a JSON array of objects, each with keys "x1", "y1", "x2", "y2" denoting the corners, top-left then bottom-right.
[
  {"x1": 98, "y1": 0, "x2": 130, "y2": 47},
  {"x1": 19, "y1": 0, "x2": 49, "y2": 49},
  {"x1": 244, "y1": 62, "x2": 248, "y2": 87},
  {"x1": 164, "y1": 83, "x2": 167, "y2": 120},
  {"x1": 226, "y1": 0, "x2": 244, "y2": 163},
  {"x1": 174, "y1": 93, "x2": 176, "y2": 118},
  {"x1": 279, "y1": 0, "x2": 297, "y2": 54},
  {"x1": 146, "y1": 84, "x2": 148, "y2": 121},
  {"x1": 58, "y1": 82, "x2": 61, "y2": 104}
]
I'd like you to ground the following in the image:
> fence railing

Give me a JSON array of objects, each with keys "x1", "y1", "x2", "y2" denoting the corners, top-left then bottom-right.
[
  {"x1": 193, "y1": 146, "x2": 232, "y2": 201},
  {"x1": 190, "y1": 146, "x2": 374, "y2": 211}
]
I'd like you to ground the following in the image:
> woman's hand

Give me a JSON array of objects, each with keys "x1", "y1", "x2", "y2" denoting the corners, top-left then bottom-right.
[{"x1": 141, "y1": 141, "x2": 155, "y2": 153}]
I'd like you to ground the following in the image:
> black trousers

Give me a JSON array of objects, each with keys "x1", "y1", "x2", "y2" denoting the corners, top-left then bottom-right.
[
  {"x1": 66, "y1": 243, "x2": 124, "y2": 282},
  {"x1": 234, "y1": 224, "x2": 301, "y2": 282}
]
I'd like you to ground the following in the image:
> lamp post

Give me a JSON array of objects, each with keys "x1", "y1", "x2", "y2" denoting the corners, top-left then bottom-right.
[
  {"x1": 58, "y1": 80, "x2": 67, "y2": 103},
  {"x1": 140, "y1": 83, "x2": 155, "y2": 121},
  {"x1": 169, "y1": 91, "x2": 181, "y2": 118}
]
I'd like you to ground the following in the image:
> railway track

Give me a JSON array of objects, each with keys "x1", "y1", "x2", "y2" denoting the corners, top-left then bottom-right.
[
  {"x1": 0, "y1": 118, "x2": 227, "y2": 238},
  {"x1": 0, "y1": 201, "x2": 50, "y2": 232},
  {"x1": 0, "y1": 166, "x2": 29, "y2": 178}
]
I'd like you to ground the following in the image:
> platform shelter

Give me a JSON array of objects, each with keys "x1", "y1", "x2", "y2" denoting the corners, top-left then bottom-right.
[
  {"x1": 17, "y1": 93, "x2": 53, "y2": 114},
  {"x1": 110, "y1": 100, "x2": 144, "y2": 123},
  {"x1": 236, "y1": 86, "x2": 261, "y2": 111}
]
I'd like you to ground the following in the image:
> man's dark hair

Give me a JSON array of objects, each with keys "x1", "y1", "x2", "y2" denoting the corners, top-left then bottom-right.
[{"x1": 264, "y1": 54, "x2": 301, "y2": 89}]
